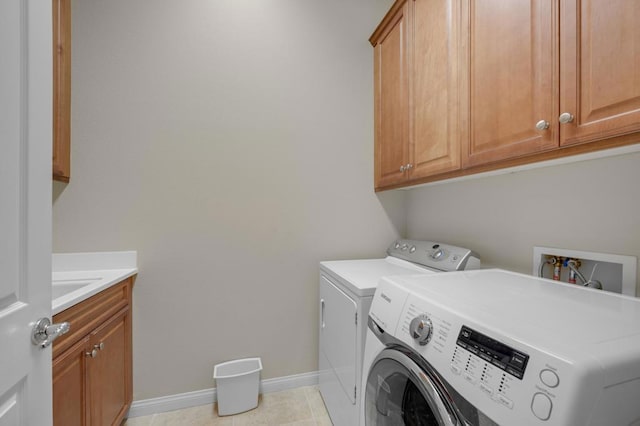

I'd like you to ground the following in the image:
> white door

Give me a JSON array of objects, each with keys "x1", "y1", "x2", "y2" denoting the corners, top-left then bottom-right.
[{"x1": 0, "y1": 0, "x2": 53, "y2": 425}]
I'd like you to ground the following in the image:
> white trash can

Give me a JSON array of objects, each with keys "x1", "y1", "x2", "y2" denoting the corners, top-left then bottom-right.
[{"x1": 213, "y1": 357, "x2": 263, "y2": 416}]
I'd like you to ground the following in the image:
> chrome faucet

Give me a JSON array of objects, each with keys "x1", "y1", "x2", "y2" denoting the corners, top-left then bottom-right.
[
  {"x1": 538, "y1": 257, "x2": 602, "y2": 290},
  {"x1": 564, "y1": 259, "x2": 602, "y2": 289}
]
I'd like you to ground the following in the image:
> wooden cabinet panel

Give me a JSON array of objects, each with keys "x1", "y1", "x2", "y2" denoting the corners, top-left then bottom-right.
[
  {"x1": 53, "y1": 278, "x2": 134, "y2": 426},
  {"x1": 411, "y1": 0, "x2": 460, "y2": 178},
  {"x1": 89, "y1": 308, "x2": 131, "y2": 426},
  {"x1": 560, "y1": 0, "x2": 640, "y2": 146},
  {"x1": 372, "y1": 0, "x2": 460, "y2": 190},
  {"x1": 53, "y1": 337, "x2": 89, "y2": 426},
  {"x1": 52, "y1": 0, "x2": 71, "y2": 182},
  {"x1": 461, "y1": 0, "x2": 558, "y2": 167},
  {"x1": 371, "y1": 0, "x2": 640, "y2": 190},
  {"x1": 373, "y1": 1, "x2": 409, "y2": 188},
  {"x1": 53, "y1": 279, "x2": 130, "y2": 359}
]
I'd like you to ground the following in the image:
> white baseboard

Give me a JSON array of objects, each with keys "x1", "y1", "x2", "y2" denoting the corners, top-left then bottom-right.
[{"x1": 127, "y1": 370, "x2": 319, "y2": 418}]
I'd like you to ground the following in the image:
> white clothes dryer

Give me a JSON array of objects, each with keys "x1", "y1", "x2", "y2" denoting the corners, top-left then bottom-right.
[
  {"x1": 361, "y1": 269, "x2": 640, "y2": 426},
  {"x1": 319, "y1": 240, "x2": 480, "y2": 426}
]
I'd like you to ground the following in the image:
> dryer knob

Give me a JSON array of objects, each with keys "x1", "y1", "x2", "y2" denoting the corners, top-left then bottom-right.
[
  {"x1": 409, "y1": 315, "x2": 433, "y2": 346},
  {"x1": 431, "y1": 249, "x2": 445, "y2": 260}
]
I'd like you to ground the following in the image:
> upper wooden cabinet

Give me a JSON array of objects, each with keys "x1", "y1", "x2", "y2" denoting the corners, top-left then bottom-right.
[
  {"x1": 559, "y1": 0, "x2": 640, "y2": 147},
  {"x1": 462, "y1": 0, "x2": 640, "y2": 167},
  {"x1": 371, "y1": 0, "x2": 460, "y2": 190},
  {"x1": 460, "y1": 0, "x2": 558, "y2": 168},
  {"x1": 372, "y1": 0, "x2": 640, "y2": 190},
  {"x1": 53, "y1": 0, "x2": 71, "y2": 182},
  {"x1": 372, "y1": 2, "x2": 409, "y2": 189}
]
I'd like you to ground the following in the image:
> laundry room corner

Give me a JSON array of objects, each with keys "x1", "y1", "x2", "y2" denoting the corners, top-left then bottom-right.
[{"x1": 51, "y1": 0, "x2": 402, "y2": 404}]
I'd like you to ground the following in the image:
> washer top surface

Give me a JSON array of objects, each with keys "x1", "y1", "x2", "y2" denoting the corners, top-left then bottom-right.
[
  {"x1": 320, "y1": 256, "x2": 435, "y2": 297},
  {"x1": 383, "y1": 269, "x2": 640, "y2": 356}
]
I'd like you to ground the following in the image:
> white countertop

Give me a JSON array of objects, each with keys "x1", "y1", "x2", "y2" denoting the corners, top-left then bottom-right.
[{"x1": 52, "y1": 251, "x2": 138, "y2": 315}]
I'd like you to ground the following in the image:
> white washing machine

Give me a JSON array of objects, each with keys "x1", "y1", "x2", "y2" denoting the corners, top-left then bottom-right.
[
  {"x1": 319, "y1": 240, "x2": 480, "y2": 426},
  {"x1": 361, "y1": 269, "x2": 640, "y2": 425}
]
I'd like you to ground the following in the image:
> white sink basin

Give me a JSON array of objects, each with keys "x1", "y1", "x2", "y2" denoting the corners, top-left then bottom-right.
[
  {"x1": 52, "y1": 278, "x2": 101, "y2": 299},
  {"x1": 51, "y1": 251, "x2": 138, "y2": 315}
]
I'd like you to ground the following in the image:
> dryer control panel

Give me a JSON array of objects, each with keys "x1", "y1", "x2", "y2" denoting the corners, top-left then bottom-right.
[{"x1": 386, "y1": 239, "x2": 480, "y2": 272}]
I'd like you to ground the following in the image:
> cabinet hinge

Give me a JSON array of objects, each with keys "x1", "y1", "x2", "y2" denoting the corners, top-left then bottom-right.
[
  {"x1": 354, "y1": 386, "x2": 357, "y2": 400},
  {"x1": 355, "y1": 312, "x2": 358, "y2": 325}
]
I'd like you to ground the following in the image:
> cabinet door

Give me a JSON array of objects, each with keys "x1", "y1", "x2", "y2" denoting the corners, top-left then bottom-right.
[
  {"x1": 560, "y1": 0, "x2": 640, "y2": 146},
  {"x1": 373, "y1": 1, "x2": 410, "y2": 189},
  {"x1": 52, "y1": 0, "x2": 71, "y2": 182},
  {"x1": 53, "y1": 337, "x2": 89, "y2": 426},
  {"x1": 409, "y1": 0, "x2": 460, "y2": 179},
  {"x1": 461, "y1": 0, "x2": 558, "y2": 167},
  {"x1": 88, "y1": 308, "x2": 132, "y2": 426}
]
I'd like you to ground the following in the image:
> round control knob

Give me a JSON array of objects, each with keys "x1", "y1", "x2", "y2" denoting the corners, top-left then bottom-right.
[
  {"x1": 432, "y1": 249, "x2": 444, "y2": 260},
  {"x1": 409, "y1": 315, "x2": 433, "y2": 346},
  {"x1": 409, "y1": 245, "x2": 416, "y2": 253}
]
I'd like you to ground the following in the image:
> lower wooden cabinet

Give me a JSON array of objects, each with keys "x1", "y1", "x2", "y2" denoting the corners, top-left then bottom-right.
[
  {"x1": 53, "y1": 277, "x2": 134, "y2": 426},
  {"x1": 88, "y1": 309, "x2": 130, "y2": 425},
  {"x1": 53, "y1": 337, "x2": 89, "y2": 426}
]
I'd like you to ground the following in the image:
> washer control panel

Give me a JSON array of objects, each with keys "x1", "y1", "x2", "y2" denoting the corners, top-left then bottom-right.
[
  {"x1": 392, "y1": 291, "x2": 573, "y2": 425},
  {"x1": 456, "y1": 326, "x2": 529, "y2": 380}
]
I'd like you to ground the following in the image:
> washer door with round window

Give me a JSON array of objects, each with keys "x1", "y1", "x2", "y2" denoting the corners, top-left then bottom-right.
[{"x1": 364, "y1": 348, "x2": 461, "y2": 426}]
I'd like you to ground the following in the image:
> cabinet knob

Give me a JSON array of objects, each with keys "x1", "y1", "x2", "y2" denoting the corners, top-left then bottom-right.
[
  {"x1": 558, "y1": 112, "x2": 574, "y2": 124},
  {"x1": 94, "y1": 342, "x2": 105, "y2": 350},
  {"x1": 535, "y1": 120, "x2": 550, "y2": 130},
  {"x1": 86, "y1": 349, "x2": 98, "y2": 358},
  {"x1": 400, "y1": 164, "x2": 413, "y2": 173}
]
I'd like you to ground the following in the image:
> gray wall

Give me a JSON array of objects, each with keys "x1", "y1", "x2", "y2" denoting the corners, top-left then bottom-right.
[
  {"x1": 52, "y1": 0, "x2": 399, "y2": 400},
  {"x1": 405, "y1": 151, "x2": 640, "y2": 295}
]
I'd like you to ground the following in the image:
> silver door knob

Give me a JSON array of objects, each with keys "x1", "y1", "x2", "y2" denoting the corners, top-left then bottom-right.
[
  {"x1": 399, "y1": 165, "x2": 406, "y2": 172},
  {"x1": 31, "y1": 318, "x2": 70, "y2": 348},
  {"x1": 86, "y1": 349, "x2": 98, "y2": 358},
  {"x1": 535, "y1": 120, "x2": 550, "y2": 130},
  {"x1": 559, "y1": 113, "x2": 574, "y2": 124}
]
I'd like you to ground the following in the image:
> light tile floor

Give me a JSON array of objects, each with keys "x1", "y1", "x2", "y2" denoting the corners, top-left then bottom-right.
[{"x1": 123, "y1": 386, "x2": 332, "y2": 426}]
